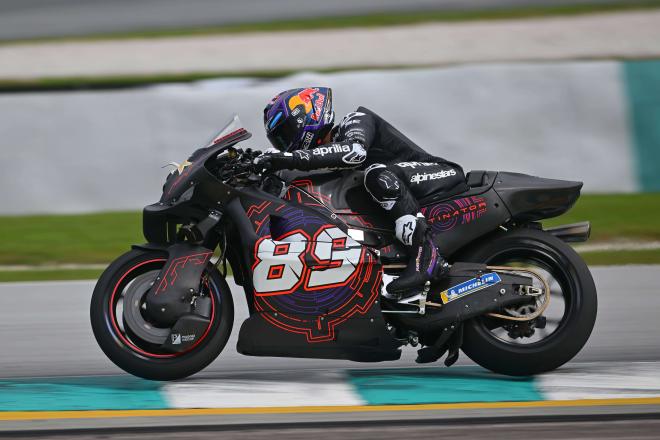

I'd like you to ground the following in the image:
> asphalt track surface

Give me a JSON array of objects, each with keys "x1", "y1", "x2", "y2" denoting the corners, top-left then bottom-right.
[
  {"x1": 2, "y1": 418, "x2": 660, "y2": 439},
  {"x1": 0, "y1": 265, "x2": 659, "y2": 379},
  {"x1": 0, "y1": 0, "x2": 636, "y2": 41}
]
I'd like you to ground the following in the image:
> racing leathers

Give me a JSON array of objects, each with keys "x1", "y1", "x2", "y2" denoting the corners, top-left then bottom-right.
[{"x1": 257, "y1": 107, "x2": 467, "y2": 298}]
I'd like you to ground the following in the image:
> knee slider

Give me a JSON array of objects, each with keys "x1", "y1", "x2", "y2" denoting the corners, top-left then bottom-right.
[{"x1": 364, "y1": 165, "x2": 402, "y2": 201}]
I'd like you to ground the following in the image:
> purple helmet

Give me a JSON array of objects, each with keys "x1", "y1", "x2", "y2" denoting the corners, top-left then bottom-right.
[{"x1": 263, "y1": 87, "x2": 334, "y2": 152}]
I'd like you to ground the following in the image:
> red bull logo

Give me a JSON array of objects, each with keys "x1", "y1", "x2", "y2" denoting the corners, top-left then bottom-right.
[
  {"x1": 312, "y1": 93, "x2": 325, "y2": 122},
  {"x1": 288, "y1": 88, "x2": 326, "y2": 122}
]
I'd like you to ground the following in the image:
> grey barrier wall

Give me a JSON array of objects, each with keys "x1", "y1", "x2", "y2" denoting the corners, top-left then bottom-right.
[{"x1": 0, "y1": 61, "x2": 636, "y2": 215}]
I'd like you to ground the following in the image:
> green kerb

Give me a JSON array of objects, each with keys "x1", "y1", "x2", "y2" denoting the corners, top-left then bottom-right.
[{"x1": 623, "y1": 60, "x2": 660, "y2": 191}]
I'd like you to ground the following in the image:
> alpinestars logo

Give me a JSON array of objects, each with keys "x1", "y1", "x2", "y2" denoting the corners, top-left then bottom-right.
[
  {"x1": 397, "y1": 162, "x2": 436, "y2": 169},
  {"x1": 340, "y1": 112, "x2": 366, "y2": 129},
  {"x1": 411, "y1": 169, "x2": 456, "y2": 184},
  {"x1": 312, "y1": 144, "x2": 350, "y2": 156},
  {"x1": 342, "y1": 143, "x2": 367, "y2": 165},
  {"x1": 295, "y1": 150, "x2": 311, "y2": 161},
  {"x1": 401, "y1": 221, "x2": 414, "y2": 246}
]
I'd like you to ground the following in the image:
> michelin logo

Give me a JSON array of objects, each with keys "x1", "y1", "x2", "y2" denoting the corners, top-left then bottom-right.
[
  {"x1": 440, "y1": 272, "x2": 502, "y2": 304},
  {"x1": 411, "y1": 169, "x2": 456, "y2": 184}
]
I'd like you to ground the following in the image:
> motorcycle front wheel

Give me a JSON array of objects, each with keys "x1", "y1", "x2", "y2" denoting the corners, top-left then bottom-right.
[
  {"x1": 90, "y1": 248, "x2": 234, "y2": 380},
  {"x1": 459, "y1": 227, "x2": 597, "y2": 376}
]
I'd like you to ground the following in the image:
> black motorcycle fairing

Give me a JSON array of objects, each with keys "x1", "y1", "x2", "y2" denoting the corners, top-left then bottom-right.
[
  {"x1": 218, "y1": 184, "x2": 403, "y2": 361},
  {"x1": 276, "y1": 170, "x2": 512, "y2": 259},
  {"x1": 278, "y1": 169, "x2": 390, "y2": 229},
  {"x1": 143, "y1": 202, "x2": 208, "y2": 244},
  {"x1": 377, "y1": 189, "x2": 512, "y2": 266},
  {"x1": 144, "y1": 242, "x2": 214, "y2": 327},
  {"x1": 236, "y1": 300, "x2": 402, "y2": 362},
  {"x1": 418, "y1": 170, "x2": 499, "y2": 204},
  {"x1": 544, "y1": 221, "x2": 591, "y2": 242},
  {"x1": 274, "y1": 170, "x2": 584, "y2": 260},
  {"x1": 493, "y1": 172, "x2": 582, "y2": 222},
  {"x1": 160, "y1": 128, "x2": 251, "y2": 205},
  {"x1": 144, "y1": 137, "x2": 251, "y2": 245}
]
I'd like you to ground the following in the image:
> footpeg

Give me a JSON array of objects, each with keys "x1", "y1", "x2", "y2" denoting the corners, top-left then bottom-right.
[{"x1": 382, "y1": 281, "x2": 442, "y2": 315}]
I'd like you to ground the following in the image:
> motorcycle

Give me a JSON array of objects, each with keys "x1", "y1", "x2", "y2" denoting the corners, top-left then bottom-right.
[{"x1": 90, "y1": 115, "x2": 597, "y2": 380}]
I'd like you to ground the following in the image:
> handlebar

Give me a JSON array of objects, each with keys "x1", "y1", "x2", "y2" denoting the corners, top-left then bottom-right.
[{"x1": 215, "y1": 147, "x2": 265, "y2": 185}]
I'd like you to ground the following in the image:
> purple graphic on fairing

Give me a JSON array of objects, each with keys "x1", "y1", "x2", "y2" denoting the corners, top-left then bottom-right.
[
  {"x1": 244, "y1": 196, "x2": 381, "y2": 343},
  {"x1": 422, "y1": 196, "x2": 488, "y2": 233}
]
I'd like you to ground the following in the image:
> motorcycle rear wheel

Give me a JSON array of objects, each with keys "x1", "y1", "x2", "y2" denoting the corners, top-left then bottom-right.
[
  {"x1": 90, "y1": 249, "x2": 234, "y2": 380},
  {"x1": 459, "y1": 227, "x2": 597, "y2": 376}
]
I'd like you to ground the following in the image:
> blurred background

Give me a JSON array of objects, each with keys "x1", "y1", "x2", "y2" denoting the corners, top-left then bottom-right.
[{"x1": 1, "y1": 1, "x2": 660, "y2": 438}]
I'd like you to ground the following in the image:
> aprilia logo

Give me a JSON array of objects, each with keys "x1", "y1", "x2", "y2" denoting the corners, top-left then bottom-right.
[
  {"x1": 411, "y1": 169, "x2": 456, "y2": 184},
  {"x1": 312, "y1": 144, "x2": 350, "y2": 156}
]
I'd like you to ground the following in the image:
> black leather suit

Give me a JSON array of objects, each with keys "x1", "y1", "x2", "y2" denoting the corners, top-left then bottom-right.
[{"x1": 281, "y1": 106, "x2": 467, "y2": 218}]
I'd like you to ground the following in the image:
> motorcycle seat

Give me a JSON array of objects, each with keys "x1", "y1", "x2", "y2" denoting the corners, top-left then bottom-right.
[{"x1": 466, "y1": 170, "x2": 487, "y2": 188}]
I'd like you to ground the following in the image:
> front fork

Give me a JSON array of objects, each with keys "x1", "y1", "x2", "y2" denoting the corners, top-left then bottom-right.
[{"x1": 140, "y1": 211, "x2": 223, "y2": 352}]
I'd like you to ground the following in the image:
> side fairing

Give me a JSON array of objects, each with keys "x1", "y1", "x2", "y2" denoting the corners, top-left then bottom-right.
[
  {"x1": 276, "y1": 171, "x2": 512, "y2": 258},
  {"x1": 234, "y1": 190, "x2": 400, "y2": 360},
  {"x1": 421, "y1": 190, "x2": 511, "y2": 255}
]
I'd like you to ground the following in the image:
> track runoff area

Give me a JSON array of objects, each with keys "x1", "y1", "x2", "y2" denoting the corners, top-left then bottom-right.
[{"x1": 2, "y1": 265, "x2": 660, "y2": 433}]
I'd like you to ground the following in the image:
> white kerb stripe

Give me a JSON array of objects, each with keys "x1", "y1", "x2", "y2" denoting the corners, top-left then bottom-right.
[
  {"x1": 163, "y1": 372, "x2": 365, "y2": 408},
  {"x1": 537, "y1": 362, "x2": 660, "y2": 400}
]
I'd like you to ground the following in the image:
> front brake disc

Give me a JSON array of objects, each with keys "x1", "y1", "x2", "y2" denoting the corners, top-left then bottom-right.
[{"x1": 122, "y1": 270, "x2": 170, "y2": 344}]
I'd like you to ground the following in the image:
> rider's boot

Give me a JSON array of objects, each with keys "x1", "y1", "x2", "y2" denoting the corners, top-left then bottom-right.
[{"x1": 386, "y1": 213, "x2": 449, "y2": 299}]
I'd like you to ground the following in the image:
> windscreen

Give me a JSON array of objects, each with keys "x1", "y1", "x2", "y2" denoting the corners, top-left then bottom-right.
[{"x1": 205, "y1": 114, "x2": 246, "y2": 148}]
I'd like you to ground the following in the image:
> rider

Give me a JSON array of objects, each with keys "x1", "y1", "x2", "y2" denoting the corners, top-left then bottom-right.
[{"x1": 255, "y1": 87, "x2": 467, "y2": 299}]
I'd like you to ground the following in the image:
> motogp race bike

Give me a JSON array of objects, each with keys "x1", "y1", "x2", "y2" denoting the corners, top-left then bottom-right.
[{"x1": 90, "y1": 116, "x2": 598, "y2": 380}]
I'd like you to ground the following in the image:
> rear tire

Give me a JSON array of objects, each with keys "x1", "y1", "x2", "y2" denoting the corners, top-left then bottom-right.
[
  {"x1": 459, "y1": 227, "x2": 597, "y2": 376},
  {"x1": 90, "y1": 249, "x2": 234, "y2": 380}
]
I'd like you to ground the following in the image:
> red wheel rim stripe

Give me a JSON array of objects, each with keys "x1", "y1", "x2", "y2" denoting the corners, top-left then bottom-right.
[{"x1": 108, "y1": 258, "x2": 216, "y2": 359}]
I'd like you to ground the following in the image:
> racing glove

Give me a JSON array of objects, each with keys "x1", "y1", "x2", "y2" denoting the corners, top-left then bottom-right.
[{"x1": 253, "y1": 148, "x2": 296, "y2": 171}]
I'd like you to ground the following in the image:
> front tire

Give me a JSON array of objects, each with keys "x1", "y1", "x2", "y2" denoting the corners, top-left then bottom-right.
[
  {"x1": 459, "y1": 227, "x2": 597, "y2": 376},
  {"x1": 90, "y1": 249, "x2": 234, "y2": 380}
]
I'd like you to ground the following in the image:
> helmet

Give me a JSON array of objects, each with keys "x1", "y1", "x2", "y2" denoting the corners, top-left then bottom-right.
[{"x1": 264, "y1": 87, "x2": 334, "y2": 152}]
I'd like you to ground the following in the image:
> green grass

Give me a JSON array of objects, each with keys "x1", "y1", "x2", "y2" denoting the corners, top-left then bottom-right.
[
  {"x1": 543, "y1": 193, "x2": 660, "y2": 242},
  {"x1": 0, "y1": 269, "x2": 104, "y2": 283},
  {"x1": 581, "y1": 249, "x2": 660, "y2": 266},
  {"x1": 0, "y1": 70, "x2": 297, "y2": 93},
  {"x1": 3, "y1": 0, "x2": 659, "y2": 45},
  {"x1": 0, "y1": 211, "x2": 142, "y2": 266},
  {"x1": 0, "y1": 193, "x2": 658, "y2": 281}
]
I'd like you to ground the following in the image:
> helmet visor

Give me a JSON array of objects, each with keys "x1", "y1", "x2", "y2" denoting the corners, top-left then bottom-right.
[{"x1": 266, "y1": 117, "x2": 302, "y2": 152}]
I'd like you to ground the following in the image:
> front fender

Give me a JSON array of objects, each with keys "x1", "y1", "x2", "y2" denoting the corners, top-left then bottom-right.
[
  {"x1": 131, "y1": 242, "x2": 170, "y2": 253},
  {"x1": 142, "y1": 242, "x2": 214, "y2": 326}
]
